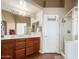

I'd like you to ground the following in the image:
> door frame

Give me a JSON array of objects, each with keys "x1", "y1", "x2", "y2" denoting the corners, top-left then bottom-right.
[{"x1": 42, "y1": 14, "x2": 60, "y2": 53}]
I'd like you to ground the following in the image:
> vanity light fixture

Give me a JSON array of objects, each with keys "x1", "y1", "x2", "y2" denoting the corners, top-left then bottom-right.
[
  {"x1": 19, "y1": 0, "x2": 26, "y2": 6},
  {"x1": 19, "y1": 0, "x2": 23, "y2": 5}
]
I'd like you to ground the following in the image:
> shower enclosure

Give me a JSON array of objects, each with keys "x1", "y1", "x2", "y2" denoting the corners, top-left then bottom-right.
[{"x1": 62, "y1": 6, "x2": 78, "y2": 57}]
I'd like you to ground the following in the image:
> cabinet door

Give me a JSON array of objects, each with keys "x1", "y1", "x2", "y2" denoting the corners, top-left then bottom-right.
[
  {"x1": 15, "y1": 49, "x2": 25, "y2": 59},
  {"x1": 26, "y1": 47, "x2": 33, "y2": 56},
  {"x1": 1, "y1": 40, "x2": 14, "y2": 59},
  {"x1": 27, "y1": 38, "x2": 34, "y2": 47},
  {"x1": 26, "y1": 38, "x2": 34, "y2": 56},
  {"x1": 33, "y1": 37, "x2": 40, "y2": 53},
  {"x1": 16, "y1": 39, "x2": 25, "y2": 50},
  {"x1": 15, "y1": 39, "x2": 25, "y2": 59}
]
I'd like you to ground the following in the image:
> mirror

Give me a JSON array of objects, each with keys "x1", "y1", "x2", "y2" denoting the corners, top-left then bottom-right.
[
  {"x1": 32, "y1": 21, "x2": 40, "y2": 32},
  {"x1": 1, "y1": 10, "x2": 31, "y2": 35},
  {"x1": 1, "y1": 20, "x2": 7, "y2": 37}
]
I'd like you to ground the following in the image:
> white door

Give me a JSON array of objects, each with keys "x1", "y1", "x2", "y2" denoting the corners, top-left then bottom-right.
[
  {"x1": 16, "y1": 23, "x2": 27, "y2": 35},
  {"x1": 43, "y1": 15, "x2": 59, "y2": 53}
]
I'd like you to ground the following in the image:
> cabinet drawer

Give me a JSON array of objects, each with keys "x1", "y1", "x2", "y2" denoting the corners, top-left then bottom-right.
[
  {"x1": 26, "y1": 39, "x2": 33, "y2": 47},
  {"x1": 1, "y1": 40, "x2": 14, "y2": 58},
  {"x1": 16, "y1": 42, "x2": 25, "y2": 45},
  {"x1": 1, "y1": 44, "x2": 12, "y2": 49},
  {"x1": 1, "y1": 40, "x2": 14, "y2": 47},
  {"x1": 15, "y1": 39, "x2": 25, "y2": 50},
  {"x1": 1, "y1": 48, "x2": 13, "y2": 56},
  {"x1": 26, "y1": 47, "x2": 33, "y2": 56},
  {"x1": 15, "y1": 49, "x2": 25, "y2": 55},
  {"x1": 28, "y1": 39, "x2": 33, "y2": 47},
  {"x1": 28, "y1": 42, "x2": 33, "y2": 47},
  {"x1": 16, "y1": 46, "x2": 25, "y2": 50},
  {"x1": 16, "y1": 53, "x2": 25, "y2": 58},
  {"x1": 16, "y1": 43, "x2": 25, "y2": 50},
  {"x1": 15, "y1": 49, "x2": 25, "y2": 59}
]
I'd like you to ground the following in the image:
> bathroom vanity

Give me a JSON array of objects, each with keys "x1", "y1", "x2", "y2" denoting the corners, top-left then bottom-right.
[{"x1": 1, "y1": 36, "x2": 40, "y2": 59}]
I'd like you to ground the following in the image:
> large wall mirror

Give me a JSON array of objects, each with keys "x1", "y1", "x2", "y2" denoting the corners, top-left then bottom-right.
[{"x1": 1, "y1": 10, "x2": 31, "y2": 35}]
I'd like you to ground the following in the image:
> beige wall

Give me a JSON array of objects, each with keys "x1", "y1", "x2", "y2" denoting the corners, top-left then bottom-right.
[
  {"x1": 2, "y1": 10, "x2": 15, "y2": 34},
  {"x1": 31, "y1": 10, "x2": 43, "y2": 26}
]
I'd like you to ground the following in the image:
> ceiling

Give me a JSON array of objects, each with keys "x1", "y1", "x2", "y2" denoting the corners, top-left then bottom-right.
[
  {"x1": 1, "y1": 0, "x2": 42, "y2": 16},
  {"x1": 1, "y1": 0, "x2": 77, "y2": 16},
  {"x1": 31, "y1": 0, "x2": 65, "y2": 7}
]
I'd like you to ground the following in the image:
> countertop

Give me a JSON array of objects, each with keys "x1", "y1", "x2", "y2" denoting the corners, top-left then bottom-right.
[{"x1": 1, "y1": 32, "x2": 40, "y2": 40}]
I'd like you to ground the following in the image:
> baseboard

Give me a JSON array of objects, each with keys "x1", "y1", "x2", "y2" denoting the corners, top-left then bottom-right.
[
  {"x1": 39, "y1": 50, "x2": 65, "y2": 58},
  {"x1": 60, "y1": 52, "x2": 65, "y2": 58},
  {"x1": 39, "y1": 50, "x2": 45, "y2": 54},
  {"x1": 39, "y1": 50, "x2": 60, "y2": 54}
]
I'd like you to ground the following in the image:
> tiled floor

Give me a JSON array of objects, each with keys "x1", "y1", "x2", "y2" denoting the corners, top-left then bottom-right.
[{"x1": 26, "y1": 53, "x2": 64, "y2": 59}]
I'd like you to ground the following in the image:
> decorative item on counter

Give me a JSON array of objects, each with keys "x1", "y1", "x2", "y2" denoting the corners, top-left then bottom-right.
[
  {"x1": 32, "y1": 23, "x2": 36, "y2": 32},
  {"x1": 9, "y1": 29, "x2": 16, "y2": 35}
]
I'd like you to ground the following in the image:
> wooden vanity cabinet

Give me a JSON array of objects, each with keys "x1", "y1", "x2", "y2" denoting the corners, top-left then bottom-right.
[
  {"x1": 1, "y1": 37, "x2": 40, "y2": 59},
  {"x1": 1, "y1": 39, "x2": 15, "y2": 59},
  {"x1": 26, "y1": 38, "x2": 34, "y2": 56},
  {"x1": 15, "y1": 39, "x2": 26, "y2": 59}
]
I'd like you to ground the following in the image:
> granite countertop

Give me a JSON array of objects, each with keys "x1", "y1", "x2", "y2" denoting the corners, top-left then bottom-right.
[{"x1": 1, "y1": 32, "x2": 40, "y2": 40}]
